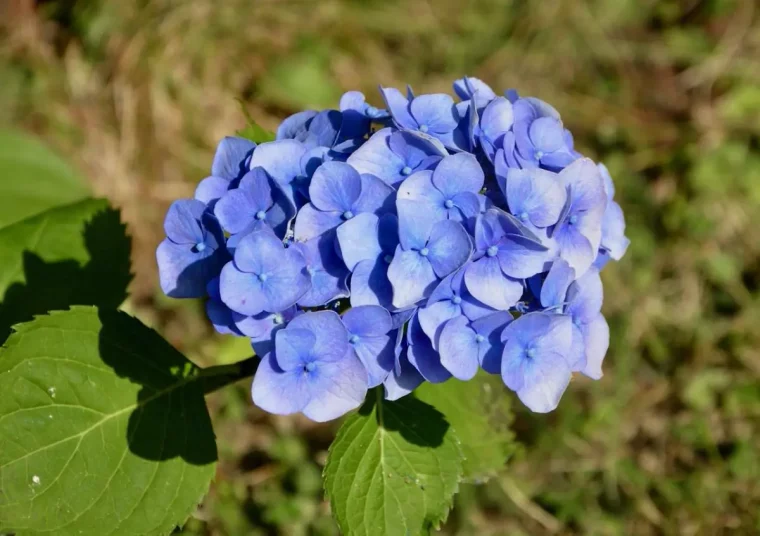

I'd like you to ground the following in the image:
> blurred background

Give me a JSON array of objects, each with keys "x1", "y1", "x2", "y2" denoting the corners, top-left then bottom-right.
[{"x1": 2, "y1": 0, "x2": 760, "y2": 534}]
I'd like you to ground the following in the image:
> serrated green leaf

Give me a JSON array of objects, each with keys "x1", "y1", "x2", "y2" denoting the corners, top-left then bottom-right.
[
  {"x1": 0, "y1": 198, "x2": 131, "y2": 343},
  {"x1": 0, "y1": 129, "x2": 90, "y2": 229},
  {"x1": 236, "y1": 100, "x2": 276, "y2": 144},
  {"x1": 0, "y1": 307, "x2": 217, "y2": 536},
  {"x1": 323, "y1": 389, "x2": 463, "y2": 536},
  {"x1": 416, "y1": 373, "x2": 516, "y2": 482}
]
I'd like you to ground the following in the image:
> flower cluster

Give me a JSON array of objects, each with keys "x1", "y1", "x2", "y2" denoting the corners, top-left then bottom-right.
[{"x1": 157, "y1": 78, "x2": 629, "y2": 421}]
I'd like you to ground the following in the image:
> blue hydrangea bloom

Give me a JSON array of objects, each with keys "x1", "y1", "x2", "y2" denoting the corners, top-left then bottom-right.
[
  {"x1": 418, "y1": 267, "x2": 495, "y2": 349},
  {"x1": 500, "y1": 312, "x2": 574, "y2": 412},
  {"x1": 157, "y1": 199, "x2": 228, "y2": 298},
  {"x1": 214, "y1": 167, "x2": 295, "y2": 240},
  {"x1": 380, "y1": 86, "x2": 467, "y2": 151},
  {"x1": 342, "y1": 305, "x2": 395, "y2": 387},
  {"x1": 388, "y1": 209, "x2": 472, "y2": 309},
  {"x1": 294, "y1": 161, "x2": 394, "y2": 240},
  {"x1": 551, "y1": 158, "x2": 607, "y2": 276},
  {"x1": 396, "y1": 152, "x2": 484, "y2": 227},
  {"x1": 159, "y1": 77, "x2": 629, "y2": 420},
  {"x1": 292, "y1": 233, "x2": 349, "y2": 307},
  {"x1": 336, "y1": 212, "x2": 399, "y2": 308},
  {"x1": 219, "y1": 228, "x2": 310, "y2": 315},
  {"x1": 501, "y1": 93, "x2": 578, "y2": 171},
  {"x1": 251, "y1": 310, "x2": 368, "y2": 422},
  {"x1": 347, "y1": 128, "x2": 443, "y2": 188},
  {"x1": 464, "y1": 208, "x2": 548, "y2": 310},
  {"x1": 438, "y1": 311, "x2": 512, "y2": 379},
  {"x1": 195, "y1": 136, "x2": 257, "y2": 205}
]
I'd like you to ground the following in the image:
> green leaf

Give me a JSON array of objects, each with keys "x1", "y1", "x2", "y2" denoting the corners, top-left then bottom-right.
[
  {"x1": 0, "y1": 307, "x2": 217, "y2": 536},
  {"x1": 323, "y1": 389, "x2": 463, "y2": 536},
  {"x1": 0, "y1": 129, "x2": 90, "y2": 229},
  {"x1": 0, "y1": 198, "x2": 132, "y2": 343},
  {"x1": 416, "y1": 373, "x2": 516, "y2": 482},
  {"x1": 236, "y1": 100, "x2": 276, "y2": 144}
]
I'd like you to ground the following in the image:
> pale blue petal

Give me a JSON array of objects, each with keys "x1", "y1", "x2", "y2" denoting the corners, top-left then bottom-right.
[
  {"x1": 309, "y1": 161, "x2": 362, "y2": 213},
  {"x1": 388, "y1": 246, "x2": 437, "y2": 309},
  {"x1": 301, "y1": 353, "x2": 368, "y2": 422},
  {"x1": 353, "y1": 173, "x2": 395, "y2": 214},
  {"x1": 379, "y1": 86, "x2": 416, "y2": 130},
  {"x1": 350, "y1": 258, "x2": 394, "y2": 309},
  {"x1": 383, "y1": 351, "x2": 424, "y2": 401},
  {"x1": 470, "y1": 311, "x2": 512, "y2": 373},
  {"x1": 516, "y1": 356, "x2": 572, "y2": 413},
  {"x1": 426, "y1": 220, "x2": 472, "y2": 278},
  {"x1": 195, "y1": 176, "x2": 230, "y2": 205},
  {"x1": 506, "y1": 167, "x2": 567, "y2": 228},
  {"x1": 396, "y1": 170, "x2": 447, "y2": 221},
  {"x1": 431, "y1": 152, "x2": 484, "y2": 198},
  {"x1": 274, "y1": 327, "x2": 317, "y2": 371},
  {"x1": 336, "y1": 212, "x2": 383, "y2": 271},
  {"x1": 438, "y1": 316, "x2": 479, "y2": 380},
  {"x1": 288, "y1": 310, "x2": 350, "y2": 362},
  {"x1": 211, "y1": 136, "x2": 256, "y2": 180},
  {"x1": 566, "y1": 267, "x2": 603, "y2": 322},
  {"x1": 249, "y1": 140, "x2": 307, "y2": 195},
  {"x1": 342, "y1": 305, "x2": 392, "y2": 337},
  {"x1": 540, "y1": 259, "x2": 575, "y2": 309},
  {"x1": 418, "y1": 300, "x2": 461, "y2": 349},
  {"x1": 351, "y1": 335, "x2": 395, "y2": 387},
  {"x1": 410, "y1": 94, "x2": 458, "y2": 133},
  {"x1": 277, "y1": 110, "x2": 318, "y2": 142},
  {"x1": 396, "y1": 198, "x2": 440, "y2": 251},
  {"x1": 346, "y1": 128, "x2": 404, "y2": 186},
  {"x1": 480, "y1": 97, "x2": 514, "y2": 144},
  {"x1": 294, "y1": 203, "x2": 343, "y2": 241},
  {"x1": 496, "y1": 236, "x2": 550, "y2": 279},
  {"x1": 157, "y1": 239, "x2": 221, "y2": 298},
  {"x1": 577, "y1": 314, "x2": 608, "y2": 380},
  {"x1": 406, "y1": 315, "x2": 452, "y2": 383},
  {"x1": 464, "y1": 257, "x2": 522, "y2": 311},
  {"x1": 252, "y1": 353, "x2": 311, "y2": 415},
  {"x1": 164, "y1": 199, "x2": 205, "y2": 244}
]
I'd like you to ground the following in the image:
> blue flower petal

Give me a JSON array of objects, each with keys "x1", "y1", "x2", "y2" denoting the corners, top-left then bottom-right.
[
  {"x1": 277, "y1": 110, "x2": 318, "y2": 142},
  {"x1": 438, "y1": 315, "x2": 479, "y2": 380},
  {"x1": 470, "y1": 311, "x2": 512, "y2": 374},
  {"x1": 540, "y1": 259, "x2": 575, "y2": 309},
  {"x1": 418, "y1": 300, "x2": 461, "y2": 349},
  {"x1": 350, "y1": 258, "x2": 394, "y2": 308},
  {"x1": 300, "y1": 354, "x2": 368, "y2": 422},
  {"x1": 479, "y1": 97, "x2": 514, "y2": 146},
  {"x1": 309, "y1": 161, "x2": 362, "y2": 213},
  {"x1": 409, "y1": 94, "x2": 458, "y2": 134},
  {"x1": 379, "y1": 86, "x2": 416, "y2": 130},
  {"x1": 353, "y1": 173, "x2": 395, "y2": 214},
  {"x1": 275, "y1": 327, "x2": 317, "y2": 371},
  {"x1": 406, "y1": 314, "x2": 451, "y2": 383},
  {"x1": 464, "y1": 256, "x2": 522, "y2": 311},
  {"x1": 343, "y1": 305, "x2": 393, "y2": 337},
  {"x1": 252, "y1": 353, "x2": 312, "y2": 415},
  {"x1": 505, "y1": 167, "x2": 567, "y2": 228},
  {"x1": 164, "y1": 199, "x2": 206, "y2": 244},
  {"x1": 431, "y1": 152, "x2": 484, "y2": 199},
  {"x1": 388, "y1": 246, "x2": 438, "y2": 309},
  {"x1": 294, "y1": 203, "x2": 344, "y2": 241},
  {"x1": 426, "y1": 220, "x2": 472, "y2": 278},
  {"x1": 336, "y1": 212, "x2": 383, "y2": 271},
  {"x1": 346, "y1": 128, "x2": 405, "y2": 186},
  {"x1": 211, "y1": 136, "x2": 256, "y2": 180},
  {"x1": 249, "y1": 140, "x2": 307, "y2": 199},
  {"x1": 195, "y1": 176, "x2": 231, "y2": 205}
]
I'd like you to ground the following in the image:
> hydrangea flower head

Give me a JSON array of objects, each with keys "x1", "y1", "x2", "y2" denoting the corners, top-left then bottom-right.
[{"x1": 157, "y1": 77, "x2": 629, "y2": 420}]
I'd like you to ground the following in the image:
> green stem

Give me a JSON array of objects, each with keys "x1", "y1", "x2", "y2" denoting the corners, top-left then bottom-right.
[{"x1": 199, "y1": 355, "x2": 261, "y2": 395}]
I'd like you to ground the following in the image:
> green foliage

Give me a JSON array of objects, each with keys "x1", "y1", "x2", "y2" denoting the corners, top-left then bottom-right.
[
  {"x1": 324, "y1": 389, "x2": 463, "y2": 536},
  {"x1": 416, "y1": 374, "x2": 516, "y2": 482},
  {"x1": 237, "y1": 101, "x2": 276, "y2": 144},
  {"x1": 0, "y1": 307, "x2": 217, "y2": 536},
  {"x1": 0, "y1": 198, "x2": 132, "y2": 343},
  {"x1": 0, "y1": 129, "x2": 89, "y2": 229}
]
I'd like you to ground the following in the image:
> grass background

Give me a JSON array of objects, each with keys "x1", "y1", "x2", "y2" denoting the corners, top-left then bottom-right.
[{"x1": 2, "y1": 0, "x2": 760, "y2": 534}]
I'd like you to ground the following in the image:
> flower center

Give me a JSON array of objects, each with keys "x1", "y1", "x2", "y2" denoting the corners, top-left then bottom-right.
[
  {"x1": 444, "y1": 199, "x2": 454, "y2": 209},
  {"x1": 306, "y1": 266, "x2": 317, "y2": 276},
  {"x1": 342, "y1": 210, "x2": 354, "y2": 220},
  {"x1": 526, "y1": 347, "x2": 536, "y2": 359},
  {"x1": 349, "y1": 334, "x2": 360, "y2": 344},
  {"x1": 366, "y1": 105, "x2": 379, "y2": 117},
  {"x1": 419, "y1": 247, "x2": 429, "y2": 257},
  {"x1": 195, "y1": 241, "x2": 207, "y2": 253},
  {"x1": 519, "y1": 211, "x2": 529, "y2": 222},
  {"x1": 475, "y1": 334, "x2": 485, "y2": 344},
  {"x1": 568, "y1": 214, "x2": 578, "y2": 225},
  {"x1": 257, "y1": 273, "x2": 269, "y2": 283},
  {"x1": 255, "y1": 210, "x2": 266, "y2": 220},
  {"x1": 486, "y1": 245, "x2": 498, "y2": 257},
  {"x1": 451, "y1": 295, "x2": 462, "y2": 305},
  {"x1": 304, "y1": 362, "x2": 316, "y2": 373},
  {"x1": 534, "y1": 150, "x2": 544, "y2": 161},
  {"x1": 419, "y1": 124, "x2": 429, "y2": 133},
  {"x1": 384, "y1": 254, "x2": 394, "y2": 264},
  {"x1": 401, "y1": 166, "x2": 413, "y2": 176},
  {"x1": 273, "y1": 313, "x2": 284, "y2": 325}
]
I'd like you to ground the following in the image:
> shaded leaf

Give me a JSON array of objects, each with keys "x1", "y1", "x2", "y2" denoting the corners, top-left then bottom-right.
[
  {"x1": 0, "y1": 129, "x2": 89, "y2": 229},
  {"x1": 0, "y1": 307, "x2": 217, "y2": 535},
  {"x1": 0, "y1": 198, "x2": 132, "y2": 343},
  {"x1": 416, "y1": 373, "x2": 516, "y2": 482},
  {"x1": 324, "y1": 389, "x2": 463, "y2": 536}
]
